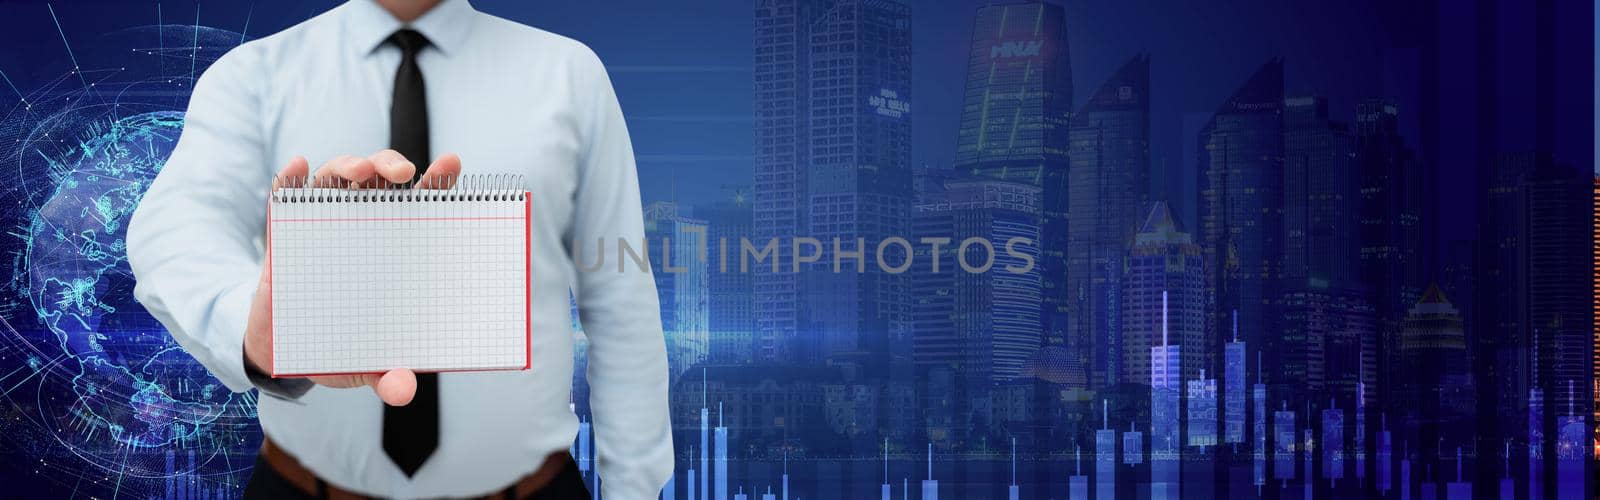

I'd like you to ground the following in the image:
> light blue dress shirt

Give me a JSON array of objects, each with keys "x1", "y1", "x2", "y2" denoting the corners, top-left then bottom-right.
[{"x1": 125, "y1": 1, "x2": 673, "y2": 497}]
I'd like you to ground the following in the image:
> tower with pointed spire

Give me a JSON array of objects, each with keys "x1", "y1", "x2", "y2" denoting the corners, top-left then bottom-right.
[
  {"x1": 1123, "y1": 201, "x2": 1206, "y2": 385},
  {"x1": 1397, "y1": 285, "x2": 1475, "y2": 490}
]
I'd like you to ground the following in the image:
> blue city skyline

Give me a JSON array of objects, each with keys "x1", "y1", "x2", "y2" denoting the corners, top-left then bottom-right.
[{"x1": 0, "y1": 0, "x2": 1593, "y2": 498}]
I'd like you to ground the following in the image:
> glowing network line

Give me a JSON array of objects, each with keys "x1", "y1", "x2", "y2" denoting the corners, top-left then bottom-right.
[{"x1": 0, "y1": 3, "x2": 263, "y2": 496}]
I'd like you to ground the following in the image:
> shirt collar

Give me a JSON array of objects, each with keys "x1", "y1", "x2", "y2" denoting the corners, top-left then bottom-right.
[{"x1": 344, "y1": 0, "x2": 475, "y2": 57}]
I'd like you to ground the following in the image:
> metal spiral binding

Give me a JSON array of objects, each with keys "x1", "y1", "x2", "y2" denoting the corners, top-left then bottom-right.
[{"x1": 270, "y1": 174, "x2": 527, "y2": 203}]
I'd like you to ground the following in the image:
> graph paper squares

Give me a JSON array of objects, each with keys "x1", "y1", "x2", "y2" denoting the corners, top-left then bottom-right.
[{"x1": 269, "y1": 194, "x2": 529, "y2": 376}]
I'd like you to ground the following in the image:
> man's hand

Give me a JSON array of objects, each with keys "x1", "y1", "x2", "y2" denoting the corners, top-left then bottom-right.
[{"x1": 245, "y1": 150, "x2": 463, "y2": 406}]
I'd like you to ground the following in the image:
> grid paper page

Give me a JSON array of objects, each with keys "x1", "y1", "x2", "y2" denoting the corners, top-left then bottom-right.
[{"x1": 269, "y1": 192, "x2": 529, "y2": 376}]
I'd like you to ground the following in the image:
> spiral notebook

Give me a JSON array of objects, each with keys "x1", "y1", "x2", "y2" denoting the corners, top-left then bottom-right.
[{"x1": 267, "y1": 175, "x2": 531, "y2": 377}]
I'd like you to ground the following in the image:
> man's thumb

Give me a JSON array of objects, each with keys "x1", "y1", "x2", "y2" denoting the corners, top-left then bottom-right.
[{"x1": 373, "y1": 369, "x2": 418, "y2": 406}]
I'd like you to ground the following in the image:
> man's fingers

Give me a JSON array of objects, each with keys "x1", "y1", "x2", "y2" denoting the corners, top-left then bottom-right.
[
  {"x1": 270, "y1": 152, "x2": 430, "y2": 405},
  {"x1": 372, "y1": 369, "x2": 418, "y2": 406},
  {"x1": 313, "y1": 155, "x2": 377, "y2": 187},
  {"x1": 272, "y1": 156, "x2": 310, "y2": 189},
  {"x1": 367, "y1": 149, "x2": 418, "y2": 185},
  {"x1": 413, "y1": 153, "x2": 462, "y2": 189}
]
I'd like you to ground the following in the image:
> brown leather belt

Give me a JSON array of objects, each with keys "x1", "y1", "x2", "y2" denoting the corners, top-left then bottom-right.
[{"x1": 260, "y1": 437, "x2": 570, "y2": 499}]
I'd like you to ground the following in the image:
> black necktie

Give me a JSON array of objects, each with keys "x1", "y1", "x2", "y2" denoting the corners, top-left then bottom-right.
[{"x1": 383, "y1": 28, "x2": 439, "y2": 478}]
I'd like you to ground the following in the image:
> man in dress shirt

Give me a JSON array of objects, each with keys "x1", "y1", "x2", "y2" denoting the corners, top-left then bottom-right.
[{"x1": 126, "y1": 0, "x2": 672, "y2": 498}]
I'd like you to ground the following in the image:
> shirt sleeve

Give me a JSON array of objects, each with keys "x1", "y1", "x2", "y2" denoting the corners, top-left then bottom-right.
[
  {"x1": 565, "y1": 47, "x2": 675, "y2": 498},
  {"x1": 127, "y1": 45, "x2": 276, "y2": 395}
]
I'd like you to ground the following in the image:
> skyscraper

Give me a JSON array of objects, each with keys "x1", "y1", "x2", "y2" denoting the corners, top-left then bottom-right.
[
  {"x1": 753, "y1": 0, "x2": 913, "y2": 368},
  {"x1": 1121, "y1": 201, "x2": 1205, "y2": 384},
  {"x1": 1477, "y1": 153, "x2": 1594, "y2": 485},
  {"x1": 701, "y1": 196, "x2": 757, "y2": 364},
  {"x1": 1282, "y1": 96, "x2": 1358, "y2": 289},
  {"x1": 646, "y1": 202, "x2": 710, "y2": 379},
  {"x1": 1397, "y1": 286, "x2": 1475, "y2": 480},
  {"x1": 753, "y1": 0, "x2": 811, "y2": 363},
  {"x1": 1280, "y1": 95, "x2": 1372, "y2": 409},
  {"x1": 913, "y1": 178, "x2": 1043, "y2": 432},
  {"x1": 1520, "y1": 164, "x2": 1592, "y2": 426},
  {"x1": 1474, "y1": 152, "x2": 1536, "y2": 480},
  {"x1": 1353, "y1": 99, "x2": 1423, "y2": 406},
  {"x1": 803, "y1": 0, "x2": 913, "y2": 370},
  {"x1": 1066, "y1": 55, "x2": 1151, "y2": 388},
  {"x1": 1199, "y1": 59, "x2": 1283, "y2": 398},
  {"x1": 951, "y1": 1, "x2": 1073, "y2": 363}
]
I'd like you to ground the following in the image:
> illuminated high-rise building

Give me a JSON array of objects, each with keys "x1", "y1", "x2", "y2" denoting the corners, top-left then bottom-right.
[
  {"x1": 1474, "y1": 152, "x2": 1537, "y2": 484},
  {"x1": 754, "y1": 0, "x2": 912, "y2": 368},
  {"x1": 912, "y1": 179, "x2": 1042, "y2": 382},
  {"x1": 1592, "y1": 176, "x2": 1599, "y2": 439},
  {"x1": 802, "y1": 0, "x2": 913, "y2": 373},
  {"x1": 1476, "y1": 153, "x2": 1593, "y2": 489},
  {"x1": 951, "y1": 1, "x2": 1074, "y2": 366},
  {"x1": 1199, "y1": 59, "x2": 1283, "y2": 399},
  {"x1": 1282, "y1": 95, "x2": 1358, "y2": 289},
  {"x1": 1399, "y1": 286, "x2": 1471, "y2": 404},
  {"x1": 912, "y1": 179, "x2": 1043, "y2": 435},
  {"x1": 1520, "y1": 164, "x2": 1592, "y2": 426},
  {"x1": 752, "y1": 0, "x2": 813, "y2": 362},
  {"x1": 1066, "y1": 54, "x2": 1150, "y2": 388},
  {"x1": 1122, "y1": 202, "x2": 1205, "y2": 385},
  {"x1": 1398, "y1": 285, "x2": 1475, "y2": 484},
  {"x1": 1353, "y1": 99, "x2": 1423, "y2": 410}
]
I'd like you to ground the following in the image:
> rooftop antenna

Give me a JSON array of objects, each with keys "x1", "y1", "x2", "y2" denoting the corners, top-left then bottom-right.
[
  {"x1": 1102, "y1": 399, "x2": 1109, "y2": 430},
  {"x1": 926, "y1": 442, "x2": 933, "y2": 480}
]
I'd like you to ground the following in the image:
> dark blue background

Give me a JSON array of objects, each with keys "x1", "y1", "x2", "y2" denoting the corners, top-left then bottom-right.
[{"x1": 0, "y1": 0, "x2": 1591, "y2": 498}]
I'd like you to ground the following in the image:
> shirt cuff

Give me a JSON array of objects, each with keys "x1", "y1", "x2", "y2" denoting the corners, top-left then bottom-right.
[{"x1": 245, "y1": 355, "x2": 314, "y2": 401}]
